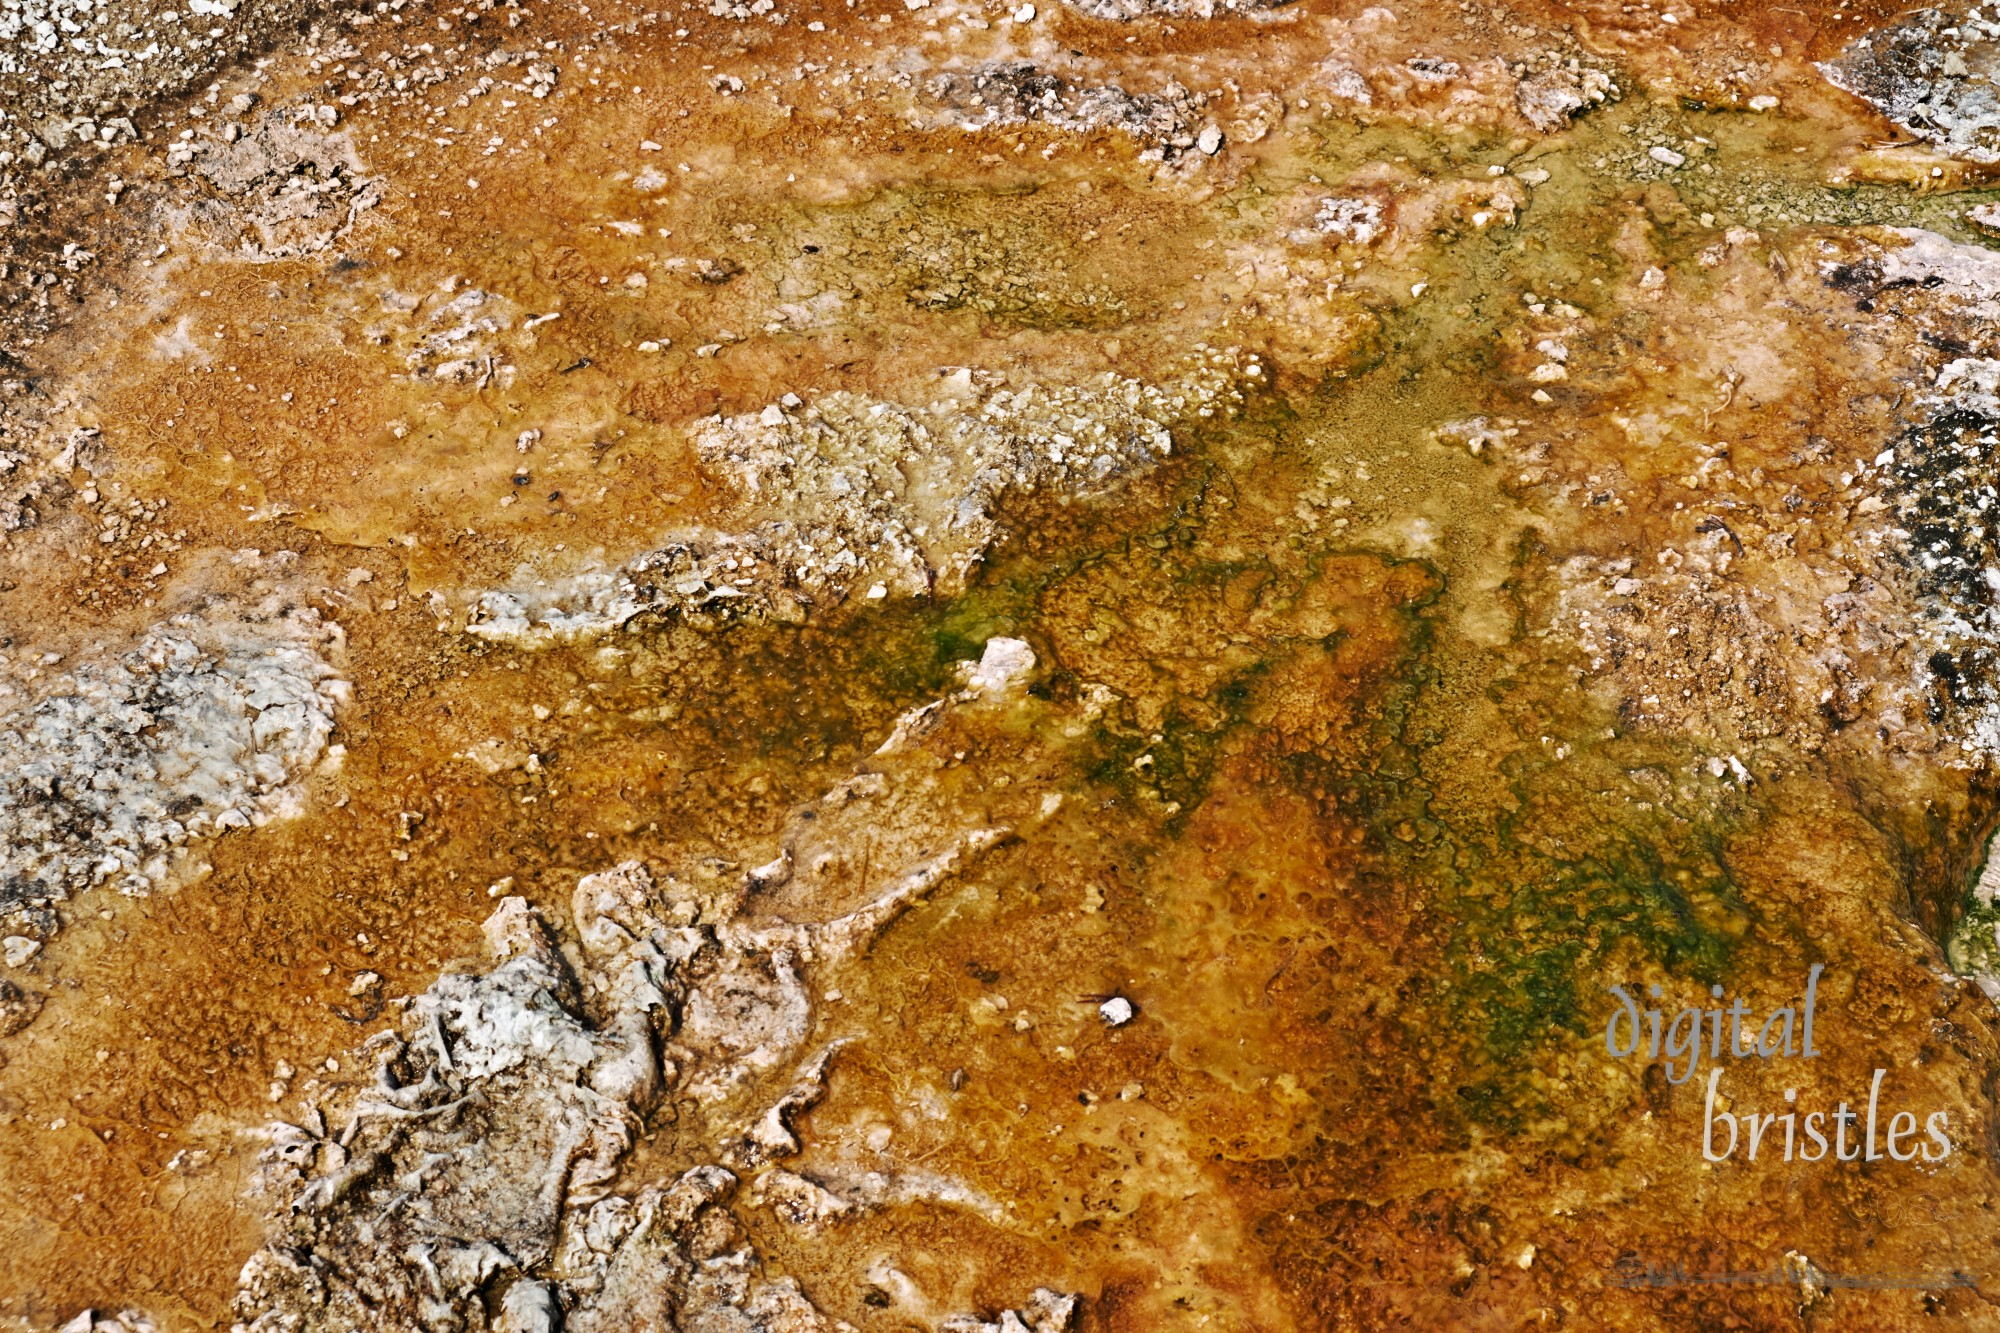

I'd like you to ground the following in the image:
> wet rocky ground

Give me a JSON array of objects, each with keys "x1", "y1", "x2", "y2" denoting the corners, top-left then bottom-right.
[{"x1": 9, "y1": 0, "x2": 2000, "y2": 1329}]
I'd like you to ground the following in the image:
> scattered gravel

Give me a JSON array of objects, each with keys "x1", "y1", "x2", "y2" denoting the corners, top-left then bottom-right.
[
  {"x1": 1060, "y1": 0, "x2": 1294, "y2": 21},
  {"x1": 468, "y1": 356, "x2": 1253, "y2": 646},
  {"x1": 922, "y1": 62, "x2": 1211, "y2": 161},
  {"x1": 1820, "y1": 7, "x2": 2000, "y2": 164},
  {"x1": 0, "y1": 0, "x2": 359, "y2": 182}
]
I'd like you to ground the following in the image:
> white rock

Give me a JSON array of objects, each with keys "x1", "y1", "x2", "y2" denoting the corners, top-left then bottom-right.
[
  {"x1": 467, "y1": 362, "x2": 1249, "y2": 647},
  {"x1": 0, "y1": 599, "x2": 346, "y2": 911},
  {"x1": 2, "y1": 936, "x2": 40, "y2": 968},
  {"x1": 964, "y1": 637, "x2": 1036, "y2": 696},
  {"x1": 1648, "y1": 145, "x2": 1686, "y2": 168},
  {"x1": 1196, "y1": 126, "x2": 1224, "y2": 155},
  {"x1": 1314, "y1": 197, "x2": 1384, "y2": 245},
  {"x1": 1100, "y1": 996, "x2": 1135, "y2": 1026}
]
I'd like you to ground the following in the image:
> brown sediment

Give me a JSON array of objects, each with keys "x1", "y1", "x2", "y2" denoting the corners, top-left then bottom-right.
[{"x1": 8, "y1": 0, "x2": 2000, "y2": 1330}]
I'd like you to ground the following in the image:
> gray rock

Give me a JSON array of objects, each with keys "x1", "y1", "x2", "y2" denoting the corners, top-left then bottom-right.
[
  {"x1": 468, "y1": 359, "x2": 1250, "y2": 647},
  {"x1": 922, "y1": 63, "x2": 1207, "y2": 159},
  {"x1": 233, "y1": 659, "x2": 1082, "y2": 1333},
  {"x1": 0, "y1": 597, "x2": 347, "y2": 914},
  {"x1": 1820, "y1": 8, "x2": 2000, "y2": 163}
]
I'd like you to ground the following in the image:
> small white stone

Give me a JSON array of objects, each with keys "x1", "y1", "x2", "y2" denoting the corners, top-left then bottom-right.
[
  {"x1": 964, "y1": 637, "x2": 1035, "y2": 696},
  {"x1": 1197, "y1": 126, "x2": 1224, "y2": 155},
  {"x1": 2, "y1": 936, "x2": 40, "y2": 968},
  {"x1": 1100, "y1": 996, "x2": 1135, "y2": 1027},
  {"x1": 1648, "y1": 146, "x2": 1686, "y2": 168},
  {"x1": 761, "y1": 404, "x2": 787, "y2": 426},
  {"x1": 1748, "y1": 94, "x2": 1779, "y2": 111},
  {"x1": 1012, "y1": 2, "x2": 1035, "y2": 19}
]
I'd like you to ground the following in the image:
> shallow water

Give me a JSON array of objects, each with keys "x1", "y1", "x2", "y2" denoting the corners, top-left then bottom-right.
[{"x1": 6, "y1": 1, "x2": 2000, "y2": 1327}]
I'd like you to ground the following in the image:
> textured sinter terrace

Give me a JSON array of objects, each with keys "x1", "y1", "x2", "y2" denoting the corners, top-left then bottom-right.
[{"x1": 10, "y1": 0, "x2": 2000, "y2": 1330}]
